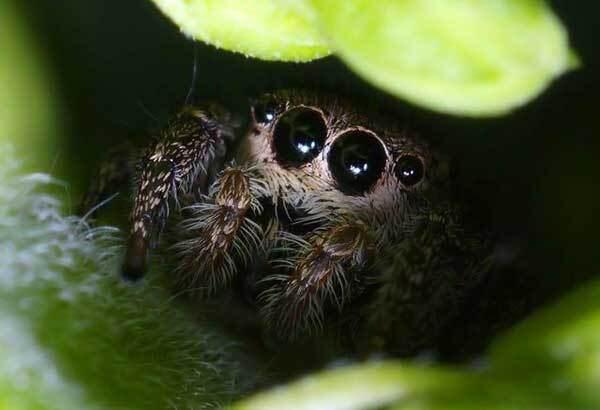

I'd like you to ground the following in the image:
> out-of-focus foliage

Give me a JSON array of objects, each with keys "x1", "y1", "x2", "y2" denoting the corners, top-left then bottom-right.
[
  {"x1": 151, "y1": 0, "x2": 331, "y2": 61},
  {"x1": 308, "y1": 0, "x2": 578, "y2": 116},
  {"x1": 0, "y1": 1, "x2": 62, "y2": 171},
  {"x1": 490, "y1": 281, "x2": 600, "y2": 408},
  {"x1": 0, "y1": 147, "x2": 256, "y2": 410},
  {"x1": 150, "y1": 0, "x2": 577, "y2": 116},
  {"x1": 234, "y1": 280, "x2": 600, "y2": 410}
]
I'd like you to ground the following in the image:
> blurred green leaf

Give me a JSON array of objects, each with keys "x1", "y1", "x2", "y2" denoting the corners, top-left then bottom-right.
[
  {"x1": 231, "y1": 360, "x2": 577, "y2": 410},
  {"x1": 151, "y1": 0, "x2": 577, "y2": 116},
  {"x1": 150, "y1": 0, "x2": 331, "y2": 61},
  {"x1": 0, "y1": 150, "x2": 255, "y2": 410},
  {"x1": 308, "y1": 0, "x2": 577, "y2": 116},
  {"x1": 490, "y1": 280, "x2": 600, "y2": 408},
  {"x1": 231, "y1": 362, "x2": 462, "y2": 410},
  {"x1": 0, "y1": 1, "x2": 63, "y2": 170},
  {"x1": 234, "y1": 280, "x2": 600, "y2": 410}
]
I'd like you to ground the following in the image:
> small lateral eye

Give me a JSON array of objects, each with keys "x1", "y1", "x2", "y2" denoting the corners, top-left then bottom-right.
[
  {"x1": 273, "y1": 107, "x2": 327, "y2": 166},
  {"x1": 328, "y1": 130, "x2": 387, "y2": 195},
  {"x1": 395, "y1": 155, "x2": 425, "y2": 187},
  {"x1": 252, "y1": 98, "x2": 278, "y2": 124}
]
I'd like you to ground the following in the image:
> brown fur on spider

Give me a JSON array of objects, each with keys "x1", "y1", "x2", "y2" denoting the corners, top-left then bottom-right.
[{"x1": 81, "y1": 90, "x2": 507, "y2": 356}]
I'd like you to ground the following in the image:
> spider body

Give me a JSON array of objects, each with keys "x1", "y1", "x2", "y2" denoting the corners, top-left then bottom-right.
[{"x1": 82, "y1": 90, "x2": 499, "y2": 355}]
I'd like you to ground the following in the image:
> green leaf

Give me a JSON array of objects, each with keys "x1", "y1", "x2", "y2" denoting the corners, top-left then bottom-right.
[
  {"x1": 230, "y1": 360, "x2": 578, "y2": 410},
  {"x1": 0, "y1": 149, "x2": 256, "y2": 410},
  {"x1": 306, "y1": 0, "x2": 577, "y2": 116},
  {"x1": 490, "y1": 280, "x2": 600, "y2": 407},
  {"x1": 231, "y1": 362, "x2": 464, "y2": 410},
  {"x1": 150, "y1": 0, "x2": 331, "y2": 61},
  {"x1": 0, "y1": 0, "x2": 63, "y2": 170},
  {"x1": 234, "y1": 280, "x2": 600, "y2": 410},
  {"x1": 148, "y1": 0, "x2": 576, "y2": 116}
]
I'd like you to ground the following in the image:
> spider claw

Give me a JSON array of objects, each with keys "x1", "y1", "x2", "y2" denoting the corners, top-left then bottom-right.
[{"x1": 121, "y1": 233, "x2": 149, "y2": 281}]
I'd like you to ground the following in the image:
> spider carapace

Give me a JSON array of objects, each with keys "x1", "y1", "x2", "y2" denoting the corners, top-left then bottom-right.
[{"x1": 81, "y1": 90, "x2": 499, "y2": 355}]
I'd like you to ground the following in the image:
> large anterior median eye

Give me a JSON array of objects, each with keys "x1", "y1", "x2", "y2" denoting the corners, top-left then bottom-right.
[
  {"x1": 328, "y1": 130, "x2": 387, "y2": 195},
  {"x1": 273, "y1": 107, "x2": 327, "y2": 166}
]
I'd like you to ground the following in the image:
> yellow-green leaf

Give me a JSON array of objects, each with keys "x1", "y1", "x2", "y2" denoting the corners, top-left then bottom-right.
[
  {"x1": 0, "y1": 0, "x2": 63, "y2": 170},
  {"x1": 490, "y1": 280, "x2": 600, "y2": 407},
  {"x1": 308, "y1": 0, "x2": 578, "y2": 116},
  {"x1": 231, "y1": 362, "x2": 460, "y2": 410},
  {"x1": 150, "y1": 0, "x2": 331, "y2": 61}
]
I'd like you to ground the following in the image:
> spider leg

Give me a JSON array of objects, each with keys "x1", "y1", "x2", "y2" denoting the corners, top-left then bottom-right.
[
  {"x1": 123, "y1": 106, "x2": 234, "y2": 280},
  {"x1": 78, "y1": 141, "x2": 134, "y2": 218},
  {"x1": 260, "y1": 221, "x2": 374, "y2": 339},
  {"x1": 172, "y1": 165, "x2": 269, "y2": 294}
]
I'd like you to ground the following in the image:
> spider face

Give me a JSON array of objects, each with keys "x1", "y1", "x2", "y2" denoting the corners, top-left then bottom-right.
[
  {"x1": 82, "y1": 90, "x2": 493, "y2": 353},
  {"x1": 237, "y1": 91, "x2": 437, "y2": 241}
]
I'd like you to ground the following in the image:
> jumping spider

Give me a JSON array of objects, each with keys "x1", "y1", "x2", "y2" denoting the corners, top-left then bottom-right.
[{"x1": 81, "y1": 90, "x2": 499, "y2": 355}]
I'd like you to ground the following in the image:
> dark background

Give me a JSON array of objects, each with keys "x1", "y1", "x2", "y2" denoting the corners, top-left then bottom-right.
[{"x1": 19, "y1": 1, "x2": 600, "y2": 314}]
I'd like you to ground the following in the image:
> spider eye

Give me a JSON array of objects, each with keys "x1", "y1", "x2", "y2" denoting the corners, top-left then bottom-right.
[
  {"x1": 328, "y1": 130, "x2": 387, "y2": 195},
  {"x1": 273, "y1": 107, "x2": 327, "y2": 166},
  {"x1": 395, "y1": 155, "x2": 425, "y2": 187},
  {"x1": 253, "y1": 98, "x2": 278, "y2": 124}
]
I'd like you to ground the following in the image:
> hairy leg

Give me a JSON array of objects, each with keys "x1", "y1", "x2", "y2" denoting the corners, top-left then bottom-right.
[
  {"x1": 78, "y1": 141, "x2": 134, "y2": 218},
  {"x1": 260, "y1": 221, "x2": 374, "y2": 339},
  {"x1": 172, "y1": 165, "x2": 269, "y2": 294},
  {"x1": 123, "y1": 105, "x2": 235, "y2": 279}
]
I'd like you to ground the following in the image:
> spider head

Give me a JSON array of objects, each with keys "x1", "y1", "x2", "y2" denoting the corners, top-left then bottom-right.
[{"x1": 239, "y1": 90, "x2": 449, "y2": 240}]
